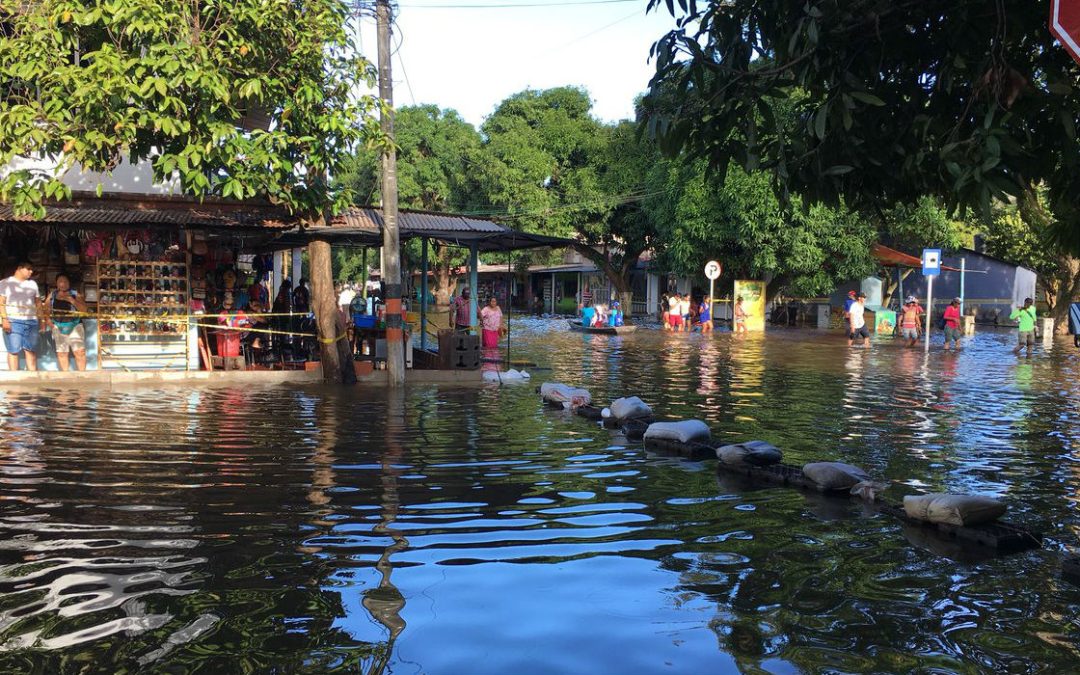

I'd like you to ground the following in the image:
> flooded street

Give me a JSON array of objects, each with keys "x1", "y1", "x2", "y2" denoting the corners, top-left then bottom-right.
[{"x1": 2, "y1": 322, "x2": 1079, "y2": 673}]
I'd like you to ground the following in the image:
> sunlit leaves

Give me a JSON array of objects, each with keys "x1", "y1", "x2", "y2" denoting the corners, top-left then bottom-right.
[{"x1": 0, "y1": 0, "x2": 386, "y2": 217}]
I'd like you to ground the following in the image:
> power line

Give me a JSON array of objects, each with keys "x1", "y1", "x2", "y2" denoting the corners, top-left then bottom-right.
[{"x1": 398, "y1": 0, "x2": 638, "y2": 8}]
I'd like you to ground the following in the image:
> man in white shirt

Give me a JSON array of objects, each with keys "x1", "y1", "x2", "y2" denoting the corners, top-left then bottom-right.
[
  {"x1": 338, "y1": 284, "x2": 356, "y2": 314},
  {"x1": 847, "y1": 291, "x2": 870, "y2": 348},
  {"x1": 0, "y1": 262, "x2": 42, "y2": 370}
]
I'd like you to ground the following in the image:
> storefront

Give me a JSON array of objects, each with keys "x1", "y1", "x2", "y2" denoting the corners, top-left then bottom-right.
[{"x1": 0, "y1": 193, "x2": 293, "y2": 372}]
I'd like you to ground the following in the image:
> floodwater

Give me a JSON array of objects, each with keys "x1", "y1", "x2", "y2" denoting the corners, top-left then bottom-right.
[{"x1": 1, "y1": 322, "x2": 1079, "y2": 674}]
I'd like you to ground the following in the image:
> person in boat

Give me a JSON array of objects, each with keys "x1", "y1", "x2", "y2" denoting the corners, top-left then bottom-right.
[
  {"x1": 609, "y1": 301, "x2": 623, "y2": 327},
  {"x1": 581, "y1": 300, "x2": 596, "y2": 328},
  {"x1": 480, "y1": 295, "x2": 504, "y2": 348}
]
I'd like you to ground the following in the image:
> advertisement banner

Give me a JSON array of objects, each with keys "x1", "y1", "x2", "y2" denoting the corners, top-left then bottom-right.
[
  {"x1": 873, "y1": 309, "x2": 896, "y2": 334},
  {"x1": 733, "y1": 280, "x2": 766, "y2": 331}
]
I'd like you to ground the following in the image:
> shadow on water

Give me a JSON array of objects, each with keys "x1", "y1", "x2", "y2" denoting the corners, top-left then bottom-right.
[{"x1": 0, "y1": 322, "x2": 1079, "y2": 672}]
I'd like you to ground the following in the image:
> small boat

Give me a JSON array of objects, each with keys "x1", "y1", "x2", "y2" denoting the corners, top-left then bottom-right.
[{"x1": 568, "y1": 321, "x2": 638, "y2": 335}]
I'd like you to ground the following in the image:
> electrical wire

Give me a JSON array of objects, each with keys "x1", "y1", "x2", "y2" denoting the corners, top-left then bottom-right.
[{"x1": 398, "y1": 0, "x2": 638, "y2": 8}]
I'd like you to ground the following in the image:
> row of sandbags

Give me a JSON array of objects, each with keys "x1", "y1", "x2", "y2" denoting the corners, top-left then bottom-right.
[{"x1": 538, "y1": 383, "x2": 1010, "y2": 530}]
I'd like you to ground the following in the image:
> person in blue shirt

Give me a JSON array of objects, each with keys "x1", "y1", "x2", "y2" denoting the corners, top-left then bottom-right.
[
  {"x1": 697, "y1": 298, "x2": 713, "y2": 332},
  {"x1": 581, "y1": 300, "x2": 596, "y2": 327},
  {"x1": 609, "y1": 301, "x2": 624, "y2": 327}
]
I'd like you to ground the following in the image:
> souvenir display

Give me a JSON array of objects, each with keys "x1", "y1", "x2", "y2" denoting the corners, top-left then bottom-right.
[{"x1": 96, "y1": 260, "x2": 190, "y2": 369}]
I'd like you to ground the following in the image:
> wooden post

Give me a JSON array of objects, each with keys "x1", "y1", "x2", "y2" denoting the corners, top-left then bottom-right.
[{"x1": 377, "y1": 0, "x2": 404, "y2": 385}]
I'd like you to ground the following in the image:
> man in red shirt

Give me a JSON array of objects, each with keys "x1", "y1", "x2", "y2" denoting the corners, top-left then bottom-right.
[
  {"x1": 453, "y1": 287, "x2": 472, "y2": 332},
  {"x1": 943, "y1": 297, "x2": 963, "y2": 351}
]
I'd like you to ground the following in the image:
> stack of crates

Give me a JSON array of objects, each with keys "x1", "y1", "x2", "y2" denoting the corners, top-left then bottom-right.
[{"x1": 438, "y1": 330, "x2": 480, "y2": 370}]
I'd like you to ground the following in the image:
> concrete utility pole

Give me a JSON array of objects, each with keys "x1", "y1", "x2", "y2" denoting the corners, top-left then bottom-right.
[{"x1": 377, "y1": 0, "x2": 405, "y2": 385}]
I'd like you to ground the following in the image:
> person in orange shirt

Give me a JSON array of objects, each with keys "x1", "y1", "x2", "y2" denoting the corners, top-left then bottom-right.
[{"x1": 899, "y1": 296, "x2": 924, "y2": 347}]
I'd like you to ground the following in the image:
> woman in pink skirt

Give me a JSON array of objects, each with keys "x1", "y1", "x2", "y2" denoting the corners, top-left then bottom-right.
[{"x1": 480, "y1": 296, "x2": 504, "y2": 349}]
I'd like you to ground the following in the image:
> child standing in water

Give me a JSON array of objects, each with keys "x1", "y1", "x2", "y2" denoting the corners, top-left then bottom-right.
[{"x1": 734, "y1": 296, "x2": 748, "y2": 334}]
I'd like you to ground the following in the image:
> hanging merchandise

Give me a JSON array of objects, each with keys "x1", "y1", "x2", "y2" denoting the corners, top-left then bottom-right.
[{"x1": 64, "y1": 234, "x2": 82, "y2": 266}]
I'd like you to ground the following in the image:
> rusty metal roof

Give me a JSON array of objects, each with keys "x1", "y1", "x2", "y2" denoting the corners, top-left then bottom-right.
[
  {"x1": 0, "y1": 194, "x2": 292, "y2": 230},
  {"x1": 333, "y1": 208, "x2": 506, "y2": 234}
]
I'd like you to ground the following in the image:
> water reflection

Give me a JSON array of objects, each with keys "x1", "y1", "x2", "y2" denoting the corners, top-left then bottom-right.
[{"x1": 0, "y1": 325, "x2": 1078, "y2": 672}]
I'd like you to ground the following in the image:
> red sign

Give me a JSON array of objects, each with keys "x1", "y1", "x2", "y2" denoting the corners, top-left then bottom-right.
[{"x1": 1051, "y1": 0, "x2": 1080, "y2": 65}]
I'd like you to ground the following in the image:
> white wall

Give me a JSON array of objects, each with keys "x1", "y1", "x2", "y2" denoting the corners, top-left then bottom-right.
[{"x1": 4, "y1": 155, "x2": 180, "y2": 196}]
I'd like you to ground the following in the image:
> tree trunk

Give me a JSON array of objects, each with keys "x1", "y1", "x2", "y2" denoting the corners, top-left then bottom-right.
[
  {"x1": 434, "y1": 244, "x2": 454, "y2": 306},
  {"x1": 1050, "y1": 256, "x2": 1080, "y2": 334},
  {"x1": 571, "y1": 243, "x2": 641, "y2": 318},
  {"x1": 881, "y1": 268, "x2": 912, "y2": 309},
  {"x1": 309, "y1": 238, "x2": 354, "y2": 384}
]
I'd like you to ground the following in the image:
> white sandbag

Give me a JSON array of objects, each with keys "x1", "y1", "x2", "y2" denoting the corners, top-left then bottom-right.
[
  {"x1": 802, "y1": 462, "x2": 871, "y2": 490},
  {"x1": 520, "y1": 371, "x2": 531, "y2": 379},
  {"x1": 716, "y1": 440, "x2": 783, "y2": 466},
  {"x1": 601, "y1": 407, "x2": 612, "y2": 419},
  {"x1": 903, "y1": 493, "x2": 1007, "y2": 527},
  {"x1": 482, "y1": 370, "x2": 501, "y2": 382},
  {"x1": 609, "y1": 396, "x2": 653, "y2": 421},
  {"x1": 503, "y1": 369, "x2": 523, "y2": 379},
  {"x1": 643, "y1": 420, "x2": 711, "y2": 444},
  {"x1": 540, "y1": 382, "x2": 591, "y2": 407}
]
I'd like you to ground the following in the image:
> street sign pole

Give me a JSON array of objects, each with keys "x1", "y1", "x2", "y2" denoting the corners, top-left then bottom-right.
[
  {"x1": 925, "y1": 275, "x2": 934, "y2": 352},
  {"x1": 921, "y1": 248, "x2": 941, "y2": 352},
  {"x1": 704, "y1": 260, "x2": 722, "y2": 329}
]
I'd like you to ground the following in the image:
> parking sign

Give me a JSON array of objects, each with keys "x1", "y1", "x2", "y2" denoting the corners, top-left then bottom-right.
[{"x1": 922, "y1": 249, "x2": 941, "y2": 277}]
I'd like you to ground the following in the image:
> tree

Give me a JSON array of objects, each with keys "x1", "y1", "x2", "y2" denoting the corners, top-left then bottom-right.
[
  {"x1": 644, "y1": 0, "x2": 1080, "y2": 249},
  {"x1": 646, "y1": 158, "x2": 877, "y2": 300},
  {"x1": 877, "y1": 197, "x2": 970, "y2": 308},
  {"x1": 337, "y1": 105, "x2": 484, "y2": 304},
  {"x1": 570, "y1": 120, "x2": 662, "y2": 314},
  {"x1": 0, "y1": 0, "x2": 384, "y2": 217},
  {"x1": 481, "y1": 88, "x2": 659, "y2": 314},
  {"x1": 0, "y1": 1, "x2": 386, "y2": 383},
  {"x1": 982, "y1": 189, "x2": 1080, "y2": 333}
]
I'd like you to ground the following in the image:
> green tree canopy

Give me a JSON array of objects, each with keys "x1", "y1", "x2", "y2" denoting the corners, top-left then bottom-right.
[
  {"x1": 0, "y1": 0, "x2": 384, "y2": 217},
  {"x1": 646, "y1": 158, "x2": 877, "y2": 299},
  {"x1": 644, "y1": 0, "x2": 1080, "y2": 248},
  {"x1": 336, "y1": 105, "x2": 485, "y2": 301},
  {"x1": 480, "y1": 87, "x2": 611, "y2": 238}
]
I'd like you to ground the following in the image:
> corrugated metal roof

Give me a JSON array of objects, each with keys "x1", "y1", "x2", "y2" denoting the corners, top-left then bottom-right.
[
  {"x1": 333, "y1": 208, "x2": 506, "y2": 233},
  {"x1": 0, "y1": 202, "x2": 291, "y2": 230}
]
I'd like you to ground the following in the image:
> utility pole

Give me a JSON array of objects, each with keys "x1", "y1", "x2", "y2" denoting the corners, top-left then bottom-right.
[{"x1": 377, "y1": 0, "x2": 405, "y2": 385}]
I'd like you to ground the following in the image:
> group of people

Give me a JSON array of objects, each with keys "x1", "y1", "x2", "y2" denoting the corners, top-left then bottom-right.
[
  {"x1": 0, "y1": 262, "x2": 89, "y2": 371},
  {"x1": 844, "y1": 288, "x2": 1041, "y2": 355},
  {"x1": 660, "y1": 292, "x2": 749, "y2": 334},
  {"x1": 579, "y1": 299, "x2": 625, "y2": 329},
  {"x1": 452, "y1": 287, "x2": 507, "y2": 348}
]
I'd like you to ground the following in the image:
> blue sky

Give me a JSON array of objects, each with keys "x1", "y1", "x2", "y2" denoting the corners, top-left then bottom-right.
[{"x1": 356, "y1": 0, "x2": 681, "y2": 127}]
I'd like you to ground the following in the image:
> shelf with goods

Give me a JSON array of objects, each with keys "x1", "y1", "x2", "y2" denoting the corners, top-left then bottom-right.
[{"x1": 96, "y1": 259, "x2": 191, "y2": 369}]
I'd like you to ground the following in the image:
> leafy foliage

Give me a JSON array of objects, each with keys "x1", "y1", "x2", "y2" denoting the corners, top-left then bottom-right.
[
  {"x1": 646, "y1": 158, "x2": 877, "y2": 298},
  {"x1": 0, "y1": 0, "x2": 385, "y2": 217},
  {"x1": 644, "y1": 0, "x2": 1080, "y2": 247}
]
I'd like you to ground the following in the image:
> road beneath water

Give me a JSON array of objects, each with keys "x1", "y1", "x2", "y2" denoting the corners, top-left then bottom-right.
[{"x1": 1, "y1": 321, "x2": 1079, "y2": 673}]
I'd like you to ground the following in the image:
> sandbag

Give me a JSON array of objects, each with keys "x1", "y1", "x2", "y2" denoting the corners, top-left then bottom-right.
[
  {"x1": 483, "y1": 369, "x2": 527, "y2": 383},
  {"x1": 802, "y1": 462, "x2": 871, "y2": 490},
  {"x1": 540, "y1": 382, "x2": 591, "y2": 408},
  {"x1": 609, "y1": 396, "x2": 653, "y2": 421},
  {"x1": 643, "y1": 420, "x2": 711, "y2": 445},
  {"x1": 716, "y1": 440, "x2": 783, "y2": 467},
  {"x1": 903, "y1": 493, "x2": 1007, "y2": 527}
]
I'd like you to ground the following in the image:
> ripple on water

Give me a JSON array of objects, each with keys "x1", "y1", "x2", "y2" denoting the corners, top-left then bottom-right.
[{"x1": 0, "y1": 329, "x2": 1078, "y2": 672}]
